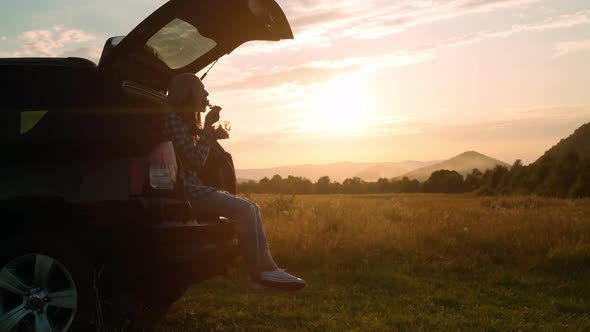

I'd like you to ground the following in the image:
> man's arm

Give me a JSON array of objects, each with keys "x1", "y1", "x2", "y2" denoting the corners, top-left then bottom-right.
[{"x1": 161, "y1": 112, "x2": 212, "y2": 171}]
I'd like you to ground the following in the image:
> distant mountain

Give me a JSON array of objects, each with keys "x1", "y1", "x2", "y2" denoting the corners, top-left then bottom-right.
[
  {"x1": 236, "y1": 160, "x2": 440, "y2": 183},
  {"x1": 399, "y1": 151, "x2": 509, "y2": 181},
  {"x1": 537, "y1": 121, "x2": 590, "y2": 162},
  {"x1": 479, "y1": 121, "x2": 590, "y2": 198}
]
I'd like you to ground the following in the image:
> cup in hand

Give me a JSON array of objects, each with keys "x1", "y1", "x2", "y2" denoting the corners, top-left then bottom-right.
[{"x1": 213, "y1": 120, "x2": 231, "y2": 140}]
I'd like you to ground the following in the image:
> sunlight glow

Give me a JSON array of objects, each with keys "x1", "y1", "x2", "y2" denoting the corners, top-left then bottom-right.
[{"x1": 298, "y1": 74, "x2": 372, "y2": 135}]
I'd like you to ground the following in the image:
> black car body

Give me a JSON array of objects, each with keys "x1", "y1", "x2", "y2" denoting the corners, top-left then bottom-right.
[{"x1": 0, "y1": 0, "x2": 293, "y2": 330}]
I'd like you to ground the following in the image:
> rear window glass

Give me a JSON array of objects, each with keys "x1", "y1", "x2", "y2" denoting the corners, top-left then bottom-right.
[
  {"x1": 1, "y1": 110, "x2": 48, "y2": 143},
  {"x1": 146, "y1": 18, "x2": 217, "y2": 70},
  {"x1": 20, "y1": 110, "x2": 48, "y2": 134}
]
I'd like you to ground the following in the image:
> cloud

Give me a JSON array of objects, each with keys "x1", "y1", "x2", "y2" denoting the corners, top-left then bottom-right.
[
  {"x1": 349, "y1": 0, "x2": 536, "y2": 39},
  {"x1": 280, "y1": 104, "x2": 590, "y2": 143},
  {"x1": 238, "y1": 0, "x2": 542, "y2": 55},
  {"x1": 345, "y1": 4, "x2": 589, "y2": 42},
  {"x1": 512, "y1": 10, "x2": 590, "y2": 31},
  {"x1": 288, "y1": 9, "x2": 353, "y2": 29},
  {"x1": 213, "y1": 9, "x2": 590, "y2": 93},
  {"x1": 1, "y1": 36, "x2": 6, "y2": 41},
  {"x1": 554, "y1": 38, "x2": 590, "y2": 57},
  {"x1": 306, "y1": 0, "x2": 538, "y2": 32},
  {"x1": 423, "y1": 105, "x2": 590, "y2": 142},
  {"x1": 211, "y1": 49, "x2": 434, "y2": 92},
  {"x1": 454, "y1": 0, "x2": 538, "y2": 12},
  {"x1": 226, "y1": 104, "x2": 590, "y2": 167},
  {"x1": 11, "y1": 26, "x2": 96, "y2": 60},
  {"x1": 305, "y1": 0, "x2": 540, "y2": 39},
  {"x1": 214, "y1": 66, "x2": 345, "y2": 90},
  {"x1": 421, "y1": 10, "x2": 590, "y2": 51}
]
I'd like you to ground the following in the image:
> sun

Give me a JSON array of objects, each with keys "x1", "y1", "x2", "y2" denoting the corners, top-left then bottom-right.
[{"x1": 298, "y1": 74, "x2": 370, "y2": 135}]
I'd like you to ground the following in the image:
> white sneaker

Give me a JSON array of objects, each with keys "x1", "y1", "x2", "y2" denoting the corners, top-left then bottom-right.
[{"x1": 259, "y1": 269, "x2": 306, "y2": 291}]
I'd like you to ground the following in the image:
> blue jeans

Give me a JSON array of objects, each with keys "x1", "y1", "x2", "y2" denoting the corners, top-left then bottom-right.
[{"x1": 189, "y1": 190, "x2": 269, "y2": 270}]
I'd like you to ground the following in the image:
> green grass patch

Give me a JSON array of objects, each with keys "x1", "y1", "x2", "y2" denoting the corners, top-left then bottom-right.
[{"x1": 157, "y1": 194, "x2": 590, "y2": 331}]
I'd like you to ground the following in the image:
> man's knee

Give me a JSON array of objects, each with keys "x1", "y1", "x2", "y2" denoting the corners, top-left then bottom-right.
[
  {"x1": 241, "y1": 197, "x2": 260, "y2": 210},
  {"x1": 234, "y1": 197, "x2": 256, "y2": 215}
]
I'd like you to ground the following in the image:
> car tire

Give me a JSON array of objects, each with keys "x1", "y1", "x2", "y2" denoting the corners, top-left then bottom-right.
[{"x1": 0, "y1": 234, "x2": 97, "y2": 331}]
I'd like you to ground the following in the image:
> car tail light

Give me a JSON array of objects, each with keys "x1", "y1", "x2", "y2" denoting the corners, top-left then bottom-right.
[
  {"x1": 129, "y1": 141, "x2": 178, "y2": 195},
  {"x1": 148, "y1": 141, "x2": 178, "y2": 190},
  {"x1": 129, "y1": 158, "x2": 146, "y2": 195}
]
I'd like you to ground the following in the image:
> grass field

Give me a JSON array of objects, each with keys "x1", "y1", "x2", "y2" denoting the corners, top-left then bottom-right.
[{"x1": 156, "y1": 194, "x2": 590, "y2": 331}]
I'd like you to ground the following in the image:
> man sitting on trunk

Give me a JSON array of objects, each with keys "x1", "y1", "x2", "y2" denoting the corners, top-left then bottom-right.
[{"x1": 160, "y1": 73, "x2": 305, "y2": 291}]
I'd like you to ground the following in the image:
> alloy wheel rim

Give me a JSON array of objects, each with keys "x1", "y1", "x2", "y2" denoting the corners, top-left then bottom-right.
[{"x1": 0, "y1": 254, "x2": 78, "y2": 331}]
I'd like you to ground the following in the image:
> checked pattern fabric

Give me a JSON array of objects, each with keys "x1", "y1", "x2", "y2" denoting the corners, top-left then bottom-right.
[{"x1": 160, "y1": 112, "x2": 217, "y2": 196}]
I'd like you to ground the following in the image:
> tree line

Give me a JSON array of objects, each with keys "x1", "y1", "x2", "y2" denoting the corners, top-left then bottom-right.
[
  {"x1": 477, "y1": 152, "x2": 589, "y2": 198},
  {"x1": 239, "y1": 152, "x2": 590, "y2": 198}
]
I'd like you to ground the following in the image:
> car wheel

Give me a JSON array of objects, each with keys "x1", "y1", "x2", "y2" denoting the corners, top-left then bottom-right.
[{"x1": 0, "y1": 238, "x2": 95, "y2": 331}]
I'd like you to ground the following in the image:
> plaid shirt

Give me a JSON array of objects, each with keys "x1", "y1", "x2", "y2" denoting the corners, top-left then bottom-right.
[{"x1": 160, "y1": 112, "x2": 218, "y2": 197}]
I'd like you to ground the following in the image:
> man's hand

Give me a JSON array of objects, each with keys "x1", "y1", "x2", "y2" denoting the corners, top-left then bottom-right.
[
  {"x1": 212, "y1": 125, "x2": 230, "y2": 140},
  {"x1": 204, "y1": 106, "x2": 222, "y2": 128}
]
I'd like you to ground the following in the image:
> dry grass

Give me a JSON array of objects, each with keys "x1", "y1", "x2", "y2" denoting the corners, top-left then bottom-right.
[
  {"x1": 158, "y1": 194, "x2": 590, "y2": 331},
  {"x1": 259, "y1": 194, "x2": 590, "y2": 274}
]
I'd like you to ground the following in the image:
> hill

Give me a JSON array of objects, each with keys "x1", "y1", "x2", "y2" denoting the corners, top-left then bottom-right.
[
  {"x1": 400, "y1": 151, "x2": 509, "y2": 181},
  {"x1": 475, "y1": 121, "x2": 590, "y2": 198},
  {"x1": 537, "y1": 121, "x2": 590, "y2": 161},
  {"x1": 236, "y1": 160, "x2": 440, "y2": 183}
]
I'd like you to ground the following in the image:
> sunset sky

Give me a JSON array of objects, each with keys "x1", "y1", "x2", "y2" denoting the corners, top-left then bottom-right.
[{"x1": 2, "y1": 0, "x2": 590, "y2": 168}]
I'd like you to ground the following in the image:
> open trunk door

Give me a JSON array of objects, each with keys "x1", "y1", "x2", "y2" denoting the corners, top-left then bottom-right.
[{"x1": 99, "y1": 0, "x2": 293, "y2": 90}]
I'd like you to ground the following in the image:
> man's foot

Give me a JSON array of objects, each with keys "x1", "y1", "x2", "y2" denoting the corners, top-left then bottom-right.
[{"x1": 259, "y1": 269, "x2": 306, "y2": 291}]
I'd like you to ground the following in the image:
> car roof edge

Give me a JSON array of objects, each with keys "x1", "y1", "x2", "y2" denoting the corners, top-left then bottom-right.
[{"x1": 0, "y1": 57, "x2": 97, "y2": 68}]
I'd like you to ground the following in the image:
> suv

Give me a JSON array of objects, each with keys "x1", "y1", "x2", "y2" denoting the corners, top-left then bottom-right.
[{"x1": 0, "y1": 0, "x2": 293, "y2": 330}]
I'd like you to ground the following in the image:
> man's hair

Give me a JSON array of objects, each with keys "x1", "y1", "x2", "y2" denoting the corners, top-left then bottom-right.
[
  {"x1": 167, "y1": 73, "x2": 202, "y2": 107},
  {"x1": 167, "y1": 73, "x2": 203, "y2": 135}
]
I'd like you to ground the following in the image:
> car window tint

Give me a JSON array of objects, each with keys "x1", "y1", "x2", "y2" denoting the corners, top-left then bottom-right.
[
  {"x1": 146, "y1": 18, "x2": 217, "y2": 70},
  {"x1": 20, "y1": 110, "x2": 48, "y2": 134}
]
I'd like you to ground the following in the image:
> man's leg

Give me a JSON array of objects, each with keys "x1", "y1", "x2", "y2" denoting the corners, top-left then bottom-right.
[
  {"x1": 250, "y1": 201, "x2": 279, "y2": 272},
  {"x1": 190, "y1": 191, "x2": 263, "y2": 276},
  {"x1": 229, "y1": 196, "x2": 304, "y2": 290},
  {"x1": 190, "y1": 191, "x2": 305, "y2": 289}
]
